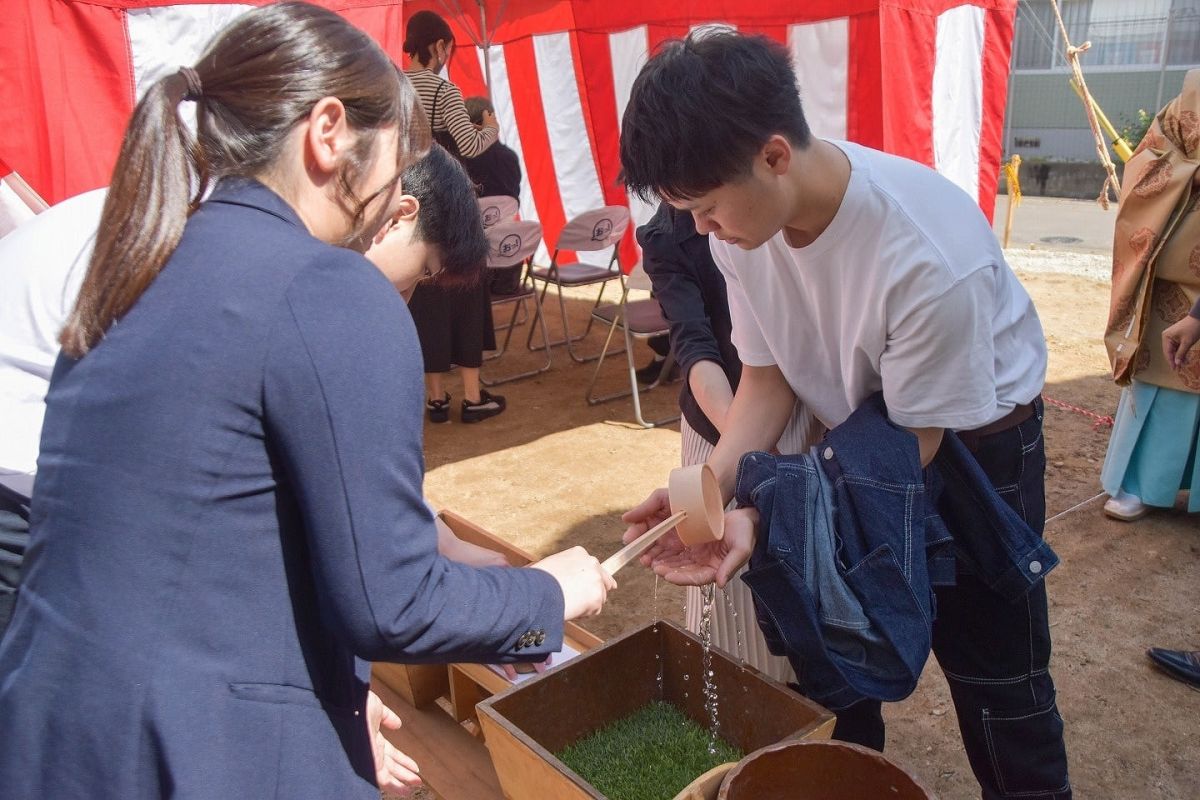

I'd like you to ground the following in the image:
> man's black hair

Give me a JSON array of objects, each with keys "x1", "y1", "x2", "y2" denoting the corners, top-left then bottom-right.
[
  {"x1": 401, "y1": 144, "x2": 487, "y2": 288},
  {"x1": 619, "y1": 30, "x2": 811, "y2": 202}
]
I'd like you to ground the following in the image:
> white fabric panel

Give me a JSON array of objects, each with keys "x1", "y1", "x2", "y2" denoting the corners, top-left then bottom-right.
[
  {"x1": 127, "y1": 4, "x2": 253, "y2": 101},
  {"x1": 608, "y1": 26, "x2": 648, "y2": 130},
  {"x1": 0, "y1": 181, "x2": 38, "y2": 240},
  {"x1": 788, "y1": 19, "x2": 849, "y2": 141},
  {"x1": 477, "y1": 45, "x2": 550, "y2": 263},
  {"x1": 608, "y1": 27, "x2": 656, "y2": 235},
  {"x1": 933, "y1": 4, "x2": 985, "y2": 202},
  {"x1": 532, "y1": 32, "x2": 606, "y2": 259}
]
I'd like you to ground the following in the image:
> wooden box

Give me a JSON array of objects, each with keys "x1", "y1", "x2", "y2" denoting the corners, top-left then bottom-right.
[
  {"x1": 370, "y1": 510, "x2": 604, "y2": 799},
  {"x1": 477, "y1": 619, "x2": 835, "y2": 800}
]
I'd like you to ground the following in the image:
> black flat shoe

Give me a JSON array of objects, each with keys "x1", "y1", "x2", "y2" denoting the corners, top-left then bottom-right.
[
  {"x1": 462, "y1": 389, "x2": 506, "y2": 423},
  {"x1": 1147, "y1": 648, "x2": 1200, "y2": 689},
  {"x1": 426, "y1": 393, "x2": 451, "y2": 424}
]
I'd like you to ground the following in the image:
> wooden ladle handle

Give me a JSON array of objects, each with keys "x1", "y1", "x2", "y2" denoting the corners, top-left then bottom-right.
[
  {"x1": 601, "y1": 511, "x2": 687, "y2": 576},
  {"x1": 601, "y1": 464, "x2": 725, "y2": 577}
]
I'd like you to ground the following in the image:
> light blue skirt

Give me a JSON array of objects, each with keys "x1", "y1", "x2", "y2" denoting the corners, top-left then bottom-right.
[{"x1": 1100, "y1": 380, "x2": 1200, "y2": 512}]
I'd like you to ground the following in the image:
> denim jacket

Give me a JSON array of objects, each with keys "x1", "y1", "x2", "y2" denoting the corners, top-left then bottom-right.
[{"x1": 736, "y1": 393, "x2": 1058, "y2": 710}]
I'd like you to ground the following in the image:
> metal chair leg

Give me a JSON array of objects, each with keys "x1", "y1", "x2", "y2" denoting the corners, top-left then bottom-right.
[
  {"x1": 483, "y1": 296, "x2": 552, "y2": 386},
  {"x1": 585, "y1": 295, "x2": 680, "y2": 429}
]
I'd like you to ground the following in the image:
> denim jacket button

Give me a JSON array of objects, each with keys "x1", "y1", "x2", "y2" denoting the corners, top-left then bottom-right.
[
  {"x1": 822, "y1": 446, "x2": 834, "y2": 461},
  {"x1": 1029, "y1": 560, "x2": 1042, "y2": 574}
]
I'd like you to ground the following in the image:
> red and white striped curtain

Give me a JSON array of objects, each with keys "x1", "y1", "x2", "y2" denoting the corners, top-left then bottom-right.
[{"x1": 1, "y1": 0, "x2": 1016, "y2": 263}]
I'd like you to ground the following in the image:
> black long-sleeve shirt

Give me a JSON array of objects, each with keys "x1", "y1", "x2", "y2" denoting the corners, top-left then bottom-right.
[{"x1": 638, "y1": 203, "x2": 741, "y2": 445}]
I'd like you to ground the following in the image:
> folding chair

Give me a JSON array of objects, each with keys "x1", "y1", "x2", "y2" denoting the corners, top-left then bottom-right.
[
  {"x1": 477, "y1": 195, "x2": 528, "y2": 327},
  {"x1": 481, "y1": 219, "x2": 552, "y2": 386},
  {"x1": 477, "y1": 195, "x2": 519, "y2": 228},
  {"x1": 525, "y1": 205, "x2": 630, "y2": 363},
  {"x1": 585, "y1": 264, "x2": 680, "y2": 429}
]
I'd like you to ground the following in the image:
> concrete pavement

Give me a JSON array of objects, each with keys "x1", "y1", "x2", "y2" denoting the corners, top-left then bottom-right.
[{"x1": 991, "y1": 194, "x2": 1117, "y2": 256}]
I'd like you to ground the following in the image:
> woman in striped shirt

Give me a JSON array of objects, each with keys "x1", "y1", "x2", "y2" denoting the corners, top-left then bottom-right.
[
  {"x1": 402, "y1": 10, "x2": 508, "y2": 424},
  {"x1": 403, "y1": 11, "x2": 499, "y2": 160}
]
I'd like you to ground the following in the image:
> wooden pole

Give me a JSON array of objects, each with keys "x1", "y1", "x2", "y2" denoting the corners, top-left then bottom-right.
[{"x1": 1002, "y1": 155, "x2": 1021, "y2": 250}]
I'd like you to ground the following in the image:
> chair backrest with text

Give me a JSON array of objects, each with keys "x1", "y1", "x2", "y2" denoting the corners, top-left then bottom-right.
[
  {"x1": 554, "y1": 205, "x2": 629, "y2": 255},
  {"x1": 486, "y1": 219, "x2": 542, "y2": 269},
  {"x1": 477, "y1": 195, "x2": 519, "y2": 229}
]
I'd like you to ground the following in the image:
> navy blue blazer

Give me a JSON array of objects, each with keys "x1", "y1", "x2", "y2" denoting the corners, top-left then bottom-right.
[{"x1": 0, "y1": 179, "x2": 564, "y2": 799}]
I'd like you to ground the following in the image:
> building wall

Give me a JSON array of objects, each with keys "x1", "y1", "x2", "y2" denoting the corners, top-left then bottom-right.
[
  {"x1": 1004, "y1": 0, "x2": 1199, "y2": 162},
  {"x1": 1005, "y1": 69, "x2": 1191, "y2": 161}
]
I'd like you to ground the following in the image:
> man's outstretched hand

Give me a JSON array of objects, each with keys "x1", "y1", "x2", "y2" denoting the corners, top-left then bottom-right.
[{"x1": 622, "y1": 492, "x2": 758, "y2": 588}]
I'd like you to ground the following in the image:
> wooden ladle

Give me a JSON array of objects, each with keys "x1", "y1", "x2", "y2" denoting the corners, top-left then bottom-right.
[{"x1": 601, "y1": 463, "x2": 725, "y2": 576}]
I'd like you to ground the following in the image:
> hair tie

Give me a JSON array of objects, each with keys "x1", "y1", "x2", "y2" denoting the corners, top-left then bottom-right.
[{"x1": 179, "y1": 67, "x2": 203, "y2": 102}]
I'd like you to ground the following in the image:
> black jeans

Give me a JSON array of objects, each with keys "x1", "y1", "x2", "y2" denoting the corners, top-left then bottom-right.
[
  {"x1": 829, "y1": 400, "x2": 1071, "y2": 799},
  {"x1": 0, "y1": 483, "x2": 31, "y2": 637}
]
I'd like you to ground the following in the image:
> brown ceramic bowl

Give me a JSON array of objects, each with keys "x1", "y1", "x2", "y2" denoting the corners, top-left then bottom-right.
[{"x1": 718, "y1": 739, "x2": 935, "y2": 800}]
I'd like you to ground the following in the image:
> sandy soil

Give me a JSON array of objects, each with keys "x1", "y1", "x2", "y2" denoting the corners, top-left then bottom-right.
[{"x1": 420, "y1": 265, "x2": 1199, "y2": 799}]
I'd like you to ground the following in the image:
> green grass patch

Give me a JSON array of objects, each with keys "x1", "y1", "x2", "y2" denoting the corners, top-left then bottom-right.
[{"x1": 555, "y1": 701, "x2": 742, "y2": 800}]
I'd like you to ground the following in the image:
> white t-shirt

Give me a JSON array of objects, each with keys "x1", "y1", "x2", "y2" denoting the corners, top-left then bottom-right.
[
  {"x1": 0, "y1": 189, "x2": 106, "y2": 481},
  {"x1": 711, "y1": 141, "x2": 1046, "y2": 431}
]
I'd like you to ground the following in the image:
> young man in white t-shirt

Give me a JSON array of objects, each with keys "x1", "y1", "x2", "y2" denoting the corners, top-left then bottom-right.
[{"x1": 618, "y1": 32, "x2": 1070, "y2": 799}]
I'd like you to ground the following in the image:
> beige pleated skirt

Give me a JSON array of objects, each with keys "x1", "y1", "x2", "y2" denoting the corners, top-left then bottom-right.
[{"x1": 680, "y1": 406, "x2": 815, "y2": 685}]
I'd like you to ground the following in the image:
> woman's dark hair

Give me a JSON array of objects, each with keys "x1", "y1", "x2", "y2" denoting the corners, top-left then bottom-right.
[
  {"x1": 60, "y1": 2, "x2": 430, "y2": 357},
  {"x1": 619, "y1": 30, "x2": 811, "y2": 203},
  {"x1": 403, "y1": 10, "x2": 455, "y2": 66},
  {"x1": 463, "y1": 96, "x2": 494, "y2": 126},
  {"x1": 401, "y1": 144, "x2": 487, "y2": 289}
]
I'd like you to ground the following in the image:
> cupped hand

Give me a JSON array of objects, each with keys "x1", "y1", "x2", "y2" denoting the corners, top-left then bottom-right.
[
  {"x1": 620, "y1": 488, "x2": 686, "y2": 568},
  {"x1": 649, "y1": 506, "x2": 758, "y2": 589}
]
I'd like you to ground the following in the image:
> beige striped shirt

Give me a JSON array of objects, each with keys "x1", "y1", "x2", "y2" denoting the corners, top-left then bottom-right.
[{"x1": 404, "y1": 68, "x2": 498, "y2": 159}]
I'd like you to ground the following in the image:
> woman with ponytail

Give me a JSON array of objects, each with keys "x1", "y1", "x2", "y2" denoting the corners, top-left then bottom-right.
[{"x1": 0, "y1": 5, "x2": 612, "y2": 798}]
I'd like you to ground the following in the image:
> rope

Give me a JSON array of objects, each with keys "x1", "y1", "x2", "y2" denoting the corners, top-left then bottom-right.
[
  {"x1": 1004, "y1": 154, "x2": 1022, "y2": 207},
  {"x1": 1048, "y1": 0, "x2": 1121, "y2": 208},
  {"x1": 1045, "y1": 491, "x2": 1106, "y2": 525},
  {"x1": 1043, "y1": 395, "x2": 1114, "y2": 430}
]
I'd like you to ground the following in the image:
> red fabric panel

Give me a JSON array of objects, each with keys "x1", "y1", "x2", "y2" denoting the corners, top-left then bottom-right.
[
  {"x1": 341, "y1": 6, "x2": 408, "y2": 64},
  {"x1": 847, "y1": 12, "x2": 884, "y2": 150},
  {"x1": 977, "y1": 5, "x2": 1015, "y2": 224},
  {"x1": 878, "y1": 4, "x2": 936, "y2": 168},
  {"x1": 573, "y1": 1, "x2": 881, "y2": 32},
  {"x1": 446, "y1": 51, "x2": 488, "y2": 100},
  {"x1": 1, "y1": 0, "x2": 133, "y2": 204},
  {"x1": 645, "y1": 23, "x2": 689, "y2": 56},
  {"x1": 501, "y1": 37, "x2": 568, "y2": 254},
  {"x1": 738, "y1": 24, "x2": 788, "y2": 45},
  {"x1": 880, "y1": 0, "x2": 1014, "y2": 15}
]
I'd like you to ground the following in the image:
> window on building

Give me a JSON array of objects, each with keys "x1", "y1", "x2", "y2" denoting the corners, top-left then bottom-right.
[
  {"x1": 1168, "y1": 0, "x2": 1200, "y2": 65},
  {"x1": 1014, "y1": 0, "x2": 1200, "y2": 70},
  {"x1": 1014, "y1": 0, "x2": 1091, "y2": 69}
]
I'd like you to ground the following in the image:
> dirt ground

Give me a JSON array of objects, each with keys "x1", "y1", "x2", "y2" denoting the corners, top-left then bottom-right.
[{"x1": 420, "y1": 268, "x2": 1199, "y2": 799}]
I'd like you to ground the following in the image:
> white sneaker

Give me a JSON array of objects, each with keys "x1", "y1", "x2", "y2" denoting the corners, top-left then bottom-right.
[{"x1": 1103, "y1": 490, "x2": 1148, "y2": 521}]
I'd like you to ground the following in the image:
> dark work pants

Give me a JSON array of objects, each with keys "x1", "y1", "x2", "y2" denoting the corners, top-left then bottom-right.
[
  {"x1": 0, "y1": 484, "x2": 31, "y2": 638},
  {"x1": 826, "y1": 401, "x2": 1072, "y2": 799}
]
